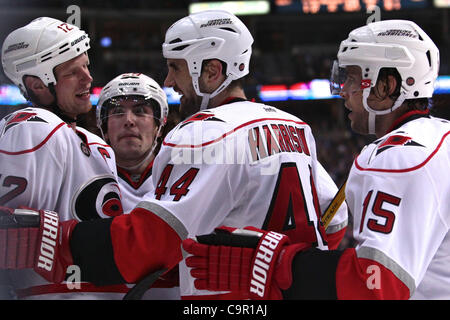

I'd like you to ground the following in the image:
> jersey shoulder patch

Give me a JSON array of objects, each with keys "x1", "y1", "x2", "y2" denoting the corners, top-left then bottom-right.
[
  {"x1": 355, "y1": 117, "x2": 450, "y2": 173},
  {"x1": 0, "y1": 107, "x2": 69, "y2": 154},
  {"x1": 76, "y1": 126, "x2": 110, "y2": 147}
]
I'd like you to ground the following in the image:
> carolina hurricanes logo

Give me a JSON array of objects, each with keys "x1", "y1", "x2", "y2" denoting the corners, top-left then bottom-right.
[
  {"x1": 3, "y1": 111, "x2": 47, "y2": 134},
  {"x1": 375, "y1": 134, "x2": 424, "y2": 155},
  {"x1": 98, "y1": 182, "x2": 123, "y2": 217},
  {"x1": 73, "y1": 177, "x2": 123, "y2": 220},
  {"x1": 361, "y1": 79, "x2": 371, "y2": 89},
  {"x1": 97, "y1": 147, "x2": 111, "y2": 162},
  {"x1": 179, "y1": 111, "x2": 225, "y2": 129}
]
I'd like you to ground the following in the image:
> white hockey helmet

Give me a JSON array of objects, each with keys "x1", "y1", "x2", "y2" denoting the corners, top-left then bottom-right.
[
  {"x1": 331, "y1": 20, "x2": 439, "y2": 134},
  {"x1": 2, "y1": 17, "x2": 91, "y2": 95},
  {"x1": 162, "y1": 10, "x2": 253, "y2": 109},
  {"x1": 96, "y1": 73, "x2": 169, "y2": 139}
]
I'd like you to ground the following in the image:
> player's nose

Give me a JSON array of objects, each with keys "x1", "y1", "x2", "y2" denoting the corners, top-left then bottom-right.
[
  {"x1": 80, "y1": 67, "x2": 93, "y2": 85},
  {"x1": 124, "y1": 110, "x2": 137, "y2": 125},
  {"x1": 164, "y1": 71, "x2": 175, "y2": 88}
]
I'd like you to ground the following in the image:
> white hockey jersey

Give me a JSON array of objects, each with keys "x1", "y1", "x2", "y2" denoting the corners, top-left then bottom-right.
[
  {"x1": 136, "y1": 100, "x2": 348, "y2": 298},
  {"x1": 118, "y1": 163, "x2": 155, "y2": 214},
  {"x1": 344, "y1": 114, "x2": 450, "y2": 299},
  {"x1": 0, "y1": 107, "x2": 124, "y2": 299}
]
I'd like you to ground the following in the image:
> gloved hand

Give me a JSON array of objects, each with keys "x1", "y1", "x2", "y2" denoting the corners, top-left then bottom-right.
[
  {"x1": 0, "y1": 206, "x2": 77, "y2": 283},
  {"x1": 182, "y1": 226, "x2": 310, "y2": 299}
]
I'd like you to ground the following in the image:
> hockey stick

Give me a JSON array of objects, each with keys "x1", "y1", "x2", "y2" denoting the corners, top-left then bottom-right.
[
  {"x1": 123, "y1": 268, "x2": 168, "y2": 300},
  {"x1": 321, "y1": 180, "x2": 347, "y2": 230}
]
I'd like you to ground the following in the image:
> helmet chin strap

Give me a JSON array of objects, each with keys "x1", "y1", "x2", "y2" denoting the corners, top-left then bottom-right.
[
  {"x1": 200, "y1": 93, "x2": 210, "y2": 110},
  {"x1": 192, "y1": 75, "x2": 234, "y2": 111},
  {"x1": 367, "y1": 112, "x2": 376, "y2": 135},
  {"x1": 362, "y1": 88, "x2": 406, "y2": 136}
]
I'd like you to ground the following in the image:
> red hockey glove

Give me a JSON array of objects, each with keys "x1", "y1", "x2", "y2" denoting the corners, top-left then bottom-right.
[
  {"x1": 0, "y1": 206, "x2": 77, "y2": 283},
  {"x1": 182, "y1": 226, "x2": 310, "y2": 300}
]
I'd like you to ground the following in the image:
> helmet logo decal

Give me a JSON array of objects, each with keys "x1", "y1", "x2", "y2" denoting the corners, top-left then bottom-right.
[
  {"x1": 70, "y1": 34, "x2": 87, "y2": 46},
  {"x1": 200, "y1": 18, "x2": 232, "y2": 28},
  {"x1": 118, "y1": 82, "x2": 139, "y2": 86},
  {"x1": 377, "y1": 29, "x2": 418, "y2": 38},
  {"x1": 361, "y1": 79, "x2": 371, "y2": 89},
  {"x1": 4, "y1": 42, "x2": 29, "y2": 54}
]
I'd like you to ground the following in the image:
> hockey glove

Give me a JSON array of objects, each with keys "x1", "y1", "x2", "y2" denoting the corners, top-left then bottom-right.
[
  {"x1": 182, "y1": 226, "x2": 309, "y2": 300},
  {"x1": 0, "y1": 206, "x2": 77, "y2": 283}
]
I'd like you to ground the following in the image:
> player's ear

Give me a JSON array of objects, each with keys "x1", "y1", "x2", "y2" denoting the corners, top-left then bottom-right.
[
  {"x1": 24, "y1": 76, "x2": 48, "y2": 95},
  {"x1": 202, "y1": 59, "x2": 223, "y2": 85},
  {"x1": 23, "y1": 75, "x2": 54, "y2": 105},
  {"x1": 154, "y1": 124, "x2": 161, "y2": 138},
  {"x1": 386, "y1": 74, "x2": 398, "y2": 96}
]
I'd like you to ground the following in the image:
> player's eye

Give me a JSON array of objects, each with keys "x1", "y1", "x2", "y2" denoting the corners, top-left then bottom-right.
[
  {"x1": 134, "y1": 106, "x2": 146, "y2": 115},
  {"x1": 109, "y1": 106, "x2": 125, "y2": 116},
  {"x1": 64, "y1": 70, "x2": 76, "y2": 77},
  {"x1": 133, "y1": 105, "x2": 152, "y2": 117},
  {"x1": 345, "y1": 76, "x2": 356, "y2": 85}
]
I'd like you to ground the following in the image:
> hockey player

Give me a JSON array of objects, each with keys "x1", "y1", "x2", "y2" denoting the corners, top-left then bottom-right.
[
  {"x1": 96, "y1": 73, "x2": 169, "y2": 213},
  {"x1": 0, "y1": 17, "x2": 124, "y2": 298},
  {"x1": 181, "y1": 20, "x2": 450, "y2": 299},
  {"x1": 96, "y1": 73, "x2": 180, "y2": 299},
  {"x1": 0, "y1": 10, "x2": 347, "y2": 299}
]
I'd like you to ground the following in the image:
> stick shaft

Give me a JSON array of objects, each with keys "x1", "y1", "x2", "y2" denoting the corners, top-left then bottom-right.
[{"x1": 322, "y1": 181, "x2": 347, "y2": 230}]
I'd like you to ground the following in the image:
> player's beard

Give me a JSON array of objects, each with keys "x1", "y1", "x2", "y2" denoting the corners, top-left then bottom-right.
[{"x1": 179, "y1": 94, "x2": 203, "y2": 120}]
